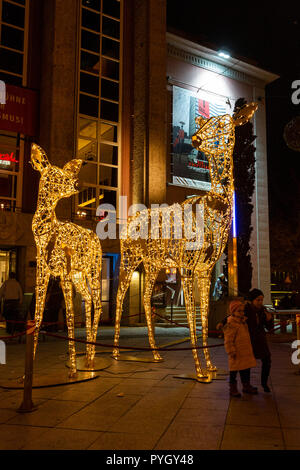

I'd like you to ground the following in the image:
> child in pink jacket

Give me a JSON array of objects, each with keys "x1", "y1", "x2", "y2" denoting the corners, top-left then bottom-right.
[{"x1": 223, "y1": 300, "x2": 257, "y2": 397}]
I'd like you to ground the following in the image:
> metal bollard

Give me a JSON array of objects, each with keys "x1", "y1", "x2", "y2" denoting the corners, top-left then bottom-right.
[
  {"x1": 292, "y1": 317, "x2": 297, "y2": 334},
  {"x1": 17, "y1": 320, "x2": 37, "y2": 413},
  {"x1": 280, "y1": 315, "x2": 287, "y2": 333}
]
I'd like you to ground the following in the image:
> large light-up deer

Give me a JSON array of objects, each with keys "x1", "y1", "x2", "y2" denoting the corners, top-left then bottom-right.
[
  {"x1": 113, "y1": 103, "x2": 257, "y2": 381},
  {"x1": 31, "y1": 144, "x2": 103, "y2": 377}
]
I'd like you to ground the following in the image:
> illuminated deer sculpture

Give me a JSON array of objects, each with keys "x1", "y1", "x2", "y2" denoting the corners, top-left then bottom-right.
[
  {"x1": 31, "y1": 144, "x2": 103, "y2": 377},
  {"x1": 113, "y1": 103, "x2": 258, "y2": 381}
]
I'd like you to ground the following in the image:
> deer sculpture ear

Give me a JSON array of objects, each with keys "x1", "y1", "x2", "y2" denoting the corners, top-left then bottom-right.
[
  {"x1": 63, "y1": 159, "x2": 83, "y2": 175},
  {"x1": 30, "y1": 144, "x2": 50, "y2": 172},
  {"x1": 233, "y1": 102, "x2": 258, "y2": 126}
]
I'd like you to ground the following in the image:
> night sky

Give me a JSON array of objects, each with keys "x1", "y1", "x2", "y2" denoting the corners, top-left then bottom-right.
[{"x1": 167, "y1": 2, "x2": 300, "y2": 269}]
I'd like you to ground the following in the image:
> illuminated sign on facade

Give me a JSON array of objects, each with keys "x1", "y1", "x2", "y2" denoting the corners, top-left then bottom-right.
[
  {"x1": 0, "y1": 152, "x2": 18, "y2": 164},
  {"x1": 172, "y1": 86, "x2": 229, "y2": 190}
]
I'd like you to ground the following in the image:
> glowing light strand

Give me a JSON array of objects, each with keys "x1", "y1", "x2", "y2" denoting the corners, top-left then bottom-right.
[
  {"x1": 31, "y1": 144, "x2": 103, "y2": 377},
  {"x1": 113, "y1": 103, "x2": 258, "y2": 381}
]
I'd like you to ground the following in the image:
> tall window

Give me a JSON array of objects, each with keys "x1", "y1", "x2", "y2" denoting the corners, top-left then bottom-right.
[
  {"x1": 0, "y1": 0, "x2": 28, "y2": 211},
  {"x1": 0, "y1": 0, "x2": 28, "y2": 86},
  {"x1": 76, "y1": 0, "x2": 121, "y2": 218}
]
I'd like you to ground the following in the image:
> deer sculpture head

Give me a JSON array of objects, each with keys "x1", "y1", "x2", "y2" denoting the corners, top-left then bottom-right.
[
  {"x1": 31, "y1": 144, "x2": 83, "y2": 205},
  {"x1": 191, "y1": 102, "x2": 258, "y2": 195}
]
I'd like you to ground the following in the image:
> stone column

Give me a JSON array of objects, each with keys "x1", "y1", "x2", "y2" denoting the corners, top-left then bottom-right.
[
  {"x1": 131, "y1": 0, "x2": 148, "y2": 206},
  {"x1": 147, "y1": 0, "x2": 167, "y2": 205},
  {"x1": 251, "y1": 90, "x2": 271, "y2": 304},
  {"x1": 131, "y1": 0, "x2": 167, "y2": 207},
  {"x1": 38, "y1": 0, "x2": 79, "y2": 219}
]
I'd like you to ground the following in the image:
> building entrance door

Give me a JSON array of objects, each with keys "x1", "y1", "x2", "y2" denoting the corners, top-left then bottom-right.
[{"x1": 0, "y1": 248, "x2": 17, "y2": 286}]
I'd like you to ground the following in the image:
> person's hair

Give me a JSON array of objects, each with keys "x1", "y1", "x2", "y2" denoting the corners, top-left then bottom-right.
[
  {"x1": 229, "y1": 300, "x2": 244, "y2": 314},
  {"x1": 9, "y1": 272, "x2": 16, "y2": 279},
  {"x1": 248, "y1": 288, "x2": 264, "y2": 302}
]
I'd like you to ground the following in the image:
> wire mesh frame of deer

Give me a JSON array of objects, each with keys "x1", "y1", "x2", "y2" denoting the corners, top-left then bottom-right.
[
  {"x1": 113, "y1": 103, "x2": 258, "y2": 381},
  {"x1": 30, "y1": 144, "x2": 103, "y2": 377}
]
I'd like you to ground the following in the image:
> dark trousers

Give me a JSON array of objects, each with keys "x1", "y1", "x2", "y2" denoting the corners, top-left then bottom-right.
[
  {"x1": 261, "y1": 355, "x2": 271, "y2": 386},
  {"x1": 3, "y1": 300, "x2": 19, "y2": 334},
  {"x1": 230, "y1": 368, "x2": 250, "y2": 384}
]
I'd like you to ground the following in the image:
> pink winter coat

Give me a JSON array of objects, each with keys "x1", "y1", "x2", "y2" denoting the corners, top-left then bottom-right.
[{"x1": 223, "y1": 315, "x2": 256, "y2": 371}]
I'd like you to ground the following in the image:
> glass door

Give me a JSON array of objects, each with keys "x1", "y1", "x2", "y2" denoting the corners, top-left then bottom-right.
[{"x1": 0, "y1": 248, "x2": 16, "y2": 285}]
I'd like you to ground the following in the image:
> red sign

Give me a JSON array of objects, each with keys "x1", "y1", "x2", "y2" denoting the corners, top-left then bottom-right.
[
  {"x1": 188, "y1": 160, "x2": 209, "y2": 169},
  {"x1": 0, "y1": 152, "x2": 18, "y2": 163},
  {"x1": 197, "y1": 99, "x2": 209, "y2": 119},
  {"x1": 0, "y1": 84, "x2": 38, "y2": 136}
]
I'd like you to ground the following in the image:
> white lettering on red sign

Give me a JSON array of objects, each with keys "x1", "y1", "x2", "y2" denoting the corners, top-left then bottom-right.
[{"x1": 0, "y1": 81, "x2": 5, "y2": 105}]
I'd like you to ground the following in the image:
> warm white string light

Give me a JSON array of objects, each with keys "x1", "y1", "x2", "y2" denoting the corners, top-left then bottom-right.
[
  {"x1": 31, "y1": 144, "x2": 103, "y2": 377},
  {"x1": 113, "y1": 103, "x2": 258, "y2": 381}
]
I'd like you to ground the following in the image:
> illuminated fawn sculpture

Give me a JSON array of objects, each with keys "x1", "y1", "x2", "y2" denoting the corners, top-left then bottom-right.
[
  {"x1": 31, "y1": 144, "x2": 103, "y2": 377},
  {"x1": 113, "y1": 103, "x2": 258, "y2": 381}
]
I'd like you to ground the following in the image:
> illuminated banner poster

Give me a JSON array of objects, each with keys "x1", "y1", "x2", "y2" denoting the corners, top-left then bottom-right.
[
  {"x1": 0, "y1": 84, "x2": 38, "y2": 136},
  {"x1": 172, "y1": 86, "x2": 228, "y2": 190}
]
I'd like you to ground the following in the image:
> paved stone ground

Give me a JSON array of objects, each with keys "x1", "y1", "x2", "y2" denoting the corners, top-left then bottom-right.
[{"x1": 0, "y1": 326, "x2": 299, "y2": 450}]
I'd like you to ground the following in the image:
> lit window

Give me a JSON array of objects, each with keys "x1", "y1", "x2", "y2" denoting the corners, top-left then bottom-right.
[{"x1": 76, "y1": 0, "x2": 121, "y2": 217}]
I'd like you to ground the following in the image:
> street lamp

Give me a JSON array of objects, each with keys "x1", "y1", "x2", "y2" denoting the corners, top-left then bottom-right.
[{"x1": 218, "y1": 50, "x2": 231, "y2": 59}]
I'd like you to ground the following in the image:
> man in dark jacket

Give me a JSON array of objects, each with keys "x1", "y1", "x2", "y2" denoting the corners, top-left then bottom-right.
[
  {"x1": 0, "y1": 272, "x2": 23, "y2": 334},
  {"x1": 244, "y1": 289, "x2": 273, "y2": 393}
]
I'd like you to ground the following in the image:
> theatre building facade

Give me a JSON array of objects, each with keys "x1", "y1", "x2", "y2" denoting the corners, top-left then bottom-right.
[{"x1": 0, "y1": 0, "x2": 277, "y2": 321}]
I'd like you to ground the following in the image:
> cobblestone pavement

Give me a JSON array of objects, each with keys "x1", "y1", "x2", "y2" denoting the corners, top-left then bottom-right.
[{"x1": 0, "y1": 326, "x2": 299, "y2": 450}]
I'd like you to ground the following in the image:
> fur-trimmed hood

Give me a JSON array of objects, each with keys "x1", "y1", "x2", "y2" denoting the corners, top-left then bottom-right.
[{"x1": 227, "y1": 314, "x2": 247, "y2": 325}]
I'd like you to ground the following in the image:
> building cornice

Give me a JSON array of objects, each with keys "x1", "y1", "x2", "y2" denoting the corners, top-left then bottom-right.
[{"x1": 167, "y1": 32, "x2": 279, "y2": 88}]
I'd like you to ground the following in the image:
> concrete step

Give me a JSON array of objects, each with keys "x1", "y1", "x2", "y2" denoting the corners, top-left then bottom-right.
[
  {"x1": 164, "y1": 306, "x2": 202, "y2": 327},
  {"x1": 165, "y1": 306, "x2": 201, "y2": 312}
]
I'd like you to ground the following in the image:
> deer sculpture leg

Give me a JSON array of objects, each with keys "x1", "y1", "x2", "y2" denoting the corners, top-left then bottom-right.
[
  {"x1": 88, "y1": 275, "x2": 103, "y2": 366},
  {"x1": 85, "y1": 240, "x2": 103, "y2": 365},
  {"x1": 143, "y1": 267, "x2": 162, "y2": 362},
  {"x1": 61, "y1": 279, "x2": 77, "y2": 377},
  {"x1": 197, "y1": 272, "x2": 217, "y2": 372},
  {"x1": 72, "y1": 276, "x2": 93, "y2": 366},
  {"x1": 33, "y1": 263, "x2": 50, "y2": 358},
  {"x1": 113, "y1": 262, "x2": 139, "y2": 359},
  {"x1": 181, "y1": 276, "x2": 209, "y2": 381}
]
